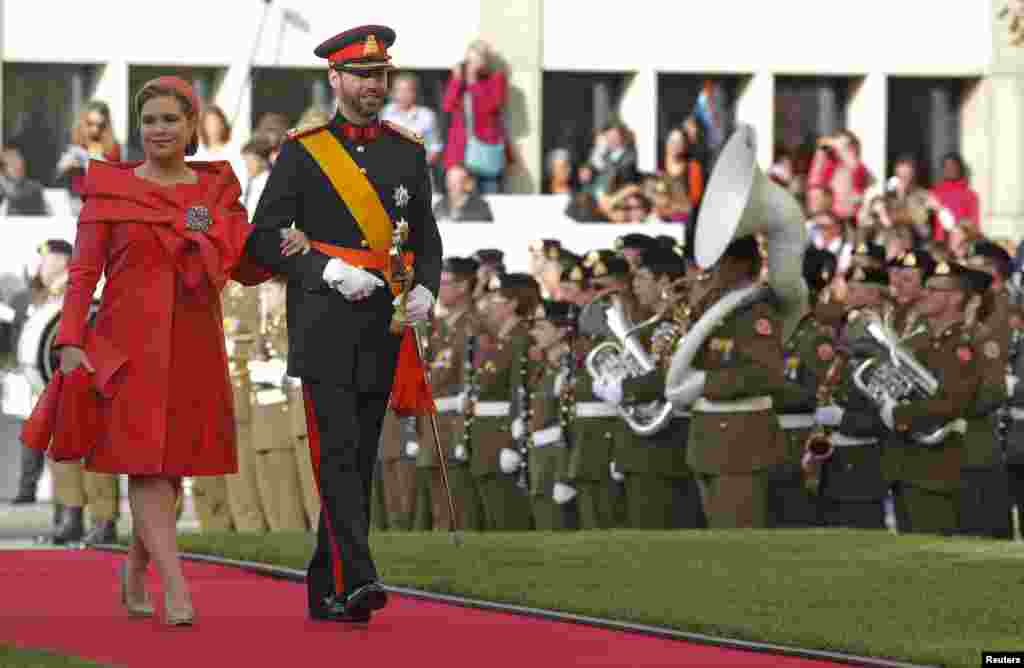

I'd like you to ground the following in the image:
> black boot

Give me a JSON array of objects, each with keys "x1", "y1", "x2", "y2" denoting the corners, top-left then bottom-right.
[
  {"x1": 51, "y1": 506, "x2": 85, "y2": 545},
  {"x1": 82, "y1": 520, "x2": 118, "y2": 546},
  {"x1": 52, "y1": 503, "x2": 65, "y2": 528}
]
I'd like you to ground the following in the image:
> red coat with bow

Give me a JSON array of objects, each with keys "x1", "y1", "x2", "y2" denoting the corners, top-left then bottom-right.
[{"x1": 50, "y1": 160, "x2": 270, "y2": 476}]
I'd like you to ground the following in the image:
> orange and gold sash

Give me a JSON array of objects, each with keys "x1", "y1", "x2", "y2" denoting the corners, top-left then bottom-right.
[{"x1": 297, "y1": 130, "x2": 392, "y2": 252}]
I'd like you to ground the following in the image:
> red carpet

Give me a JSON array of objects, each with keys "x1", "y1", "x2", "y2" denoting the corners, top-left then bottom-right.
[{"x1": 0, "y1": 550, "x2": 845, "y2": 667}]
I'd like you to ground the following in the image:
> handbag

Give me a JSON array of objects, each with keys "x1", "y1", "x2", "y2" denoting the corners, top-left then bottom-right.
[
  {"x1": 21, "y1": 367, "x2": 99, "y2": 461},
  {"x1": 462, "y1": 91, "x2": 505, "y2": 179}
]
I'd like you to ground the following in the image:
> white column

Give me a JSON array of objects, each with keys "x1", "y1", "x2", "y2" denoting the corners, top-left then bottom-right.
[
  {"x1": 845, "y1": 73, "x2": 887, "y2": 183},
  {"x1": 0, "y1": 0, "x2": 5, "y2": 149},
  {"x1": 734, "y1": 72, "x2": 774, "y2": 168},
  {"x1": 980, "y1": 74, "x2": 1024, "y2": 240},
  {"x1": 617, "y1": 68, "x2": 658, "y2": 173},
  {"x1": 960, "y1": 77, "x2": 991, "y2": 225},
  {"x1": 215, "y1": 61, "x2": 254, "y2": 151},
  {"x1": 479, "y1": 0, "x2": 543, "y2": 194},
  {"x1": 91, "y1": 60, "x2": 129, "y2": 150}
]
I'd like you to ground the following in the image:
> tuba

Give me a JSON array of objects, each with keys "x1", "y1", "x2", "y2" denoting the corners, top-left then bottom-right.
[
  {"x1": 665, "y1": 124, "x2": 808, "y2": 408},
  {"x1": 583, "y1": 294, "x2": 674, "y2": 436}
]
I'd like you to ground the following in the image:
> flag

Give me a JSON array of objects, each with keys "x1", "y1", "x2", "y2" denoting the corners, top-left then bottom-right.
[
  {"x1": 694, "y1": 80, "x2": 727, "y2": 153},
  {"x1": 281, "y1": 8, "x2": 310, "y2": 32}
]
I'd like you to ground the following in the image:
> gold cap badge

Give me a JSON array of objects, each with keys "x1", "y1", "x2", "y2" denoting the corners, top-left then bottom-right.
[
  {"x1": 593, "y1": 261, "x2": 607, "y2": 278},
  {"x1": 902, "y1": 253, "x2": 917, "y2": 268},
  {"x1": 364, "y1": 34, "x2": 380, "y2": 56},
  {"x1": 570, "y1": 266, "x2": 584, "y2": 281},
  {"x1": 936, "y1": 262, "x2": 951, "y2": 276}
]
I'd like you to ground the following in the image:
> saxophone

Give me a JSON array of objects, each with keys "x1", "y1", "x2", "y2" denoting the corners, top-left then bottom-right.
[{"x1": 801, "y1": 349, "x2": 849, "y2": 495}]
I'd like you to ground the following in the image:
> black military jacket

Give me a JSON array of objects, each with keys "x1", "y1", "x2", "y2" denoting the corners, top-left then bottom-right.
[{"x1": 246, "y1": 113, "x2": 443, "y2": 391}]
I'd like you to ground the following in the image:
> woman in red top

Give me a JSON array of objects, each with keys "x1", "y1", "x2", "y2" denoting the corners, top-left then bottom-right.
[
  {"x1": 57, "y1": 101, "x2": 122, "y2": 213},
  {"x1": 442, "y1": 40, "x2": 508, "y2": 194},
  {"x1": 54, "y1": 77, "x2": 293, "y2": 626}
]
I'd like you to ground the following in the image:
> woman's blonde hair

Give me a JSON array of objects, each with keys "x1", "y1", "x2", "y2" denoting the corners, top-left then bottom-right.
[
  {"x1": 70, "y1": 100, "x2": 118, "y2": 155},
  {"x1": 465, "y1": 39, "x2": 495, "y2": 71}
]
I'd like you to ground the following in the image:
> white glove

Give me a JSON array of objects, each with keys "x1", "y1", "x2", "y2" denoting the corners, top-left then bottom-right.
[
  {"x1": 880, "y1": 396, "x2": 897, "y2": 430},
  {"x1": 397, "y1": 285, "x2": 435, "y2": 323},
  {"x1": 499, "y1": 448, "x2": 523, "y2": 474},
  {"x1": 593, "y1": 376, "x2": 624, "y2": 405},
  {"x1": 1008, "y1": 374, "x2": 1019, "y2": 398},
  {"x1": 510, "y1": 417, "x2": 526, "y2": 440},
  {"x1": 323, "y1": 257, "x2": 384, "y2": 301},
  {"x1": 453, "y1": 444, "x2": 468, "y2": 462},
  {"x1": 609, "y1": 460, "x2": 625, "y2": 483},
  {"x1": 815, "y1": 405, "x2": 844, "y2": 427},
  {"x1": 667, "y1": 370, "x2": 707, "y2": 408},
  {"x1": 552, "y1": 482, "x2": 578, "y2": 505},
  {"x1": 405, "y1": 441, "x2": 420, "y2": 458}
]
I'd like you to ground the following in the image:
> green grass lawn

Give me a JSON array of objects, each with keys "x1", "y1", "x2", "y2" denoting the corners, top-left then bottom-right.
[
  {"x1": 0, "y1": 645, "x2": 112, "y2": 668},
  {"x1": 166, "y1": 528, "x2": 1024, "y2": 668}
]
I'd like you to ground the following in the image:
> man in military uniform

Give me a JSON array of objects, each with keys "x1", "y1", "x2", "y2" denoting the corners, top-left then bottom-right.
[
  {"x1": 472, "y1": 249, "x2": 505, "y2": 302},
  {"x1": 472, "y1": 274, "x2": 539, "y2": 531},
  {"x1": 378, "y1": 410, "x2": 417, "y2": 530},
  {"x1": 248, "y1": 276, "x2": 310, "y2": 531},
  {"x1": 615, "y1": 233, "x2": 658, "y2": 272},
  {"x1": 413, "y1": 257, "x2": 486, "y2": 532},
  {"x1": 887, "y1": 250, "x2": 934, "y2": 337},
  {"x1": 879, "y1": 261, "x2": 990, "y2": 535},
  {"x1": 521, "y1": 301, "x2": 579, "y2": 530},
  {"x1": 767, "y1": 247, "x2": 837, "y2": 527},
  {"x1": 618, "y1": 236, "x2": 785, "y2": 529},
  {"x1": 959, "y1": 241, "x2": 1015, "y2": 537},
  {"x1": 219, "y1": 280, "x2": 268, "y2": 533},
  {"x1": 595, "y1": 246, "x2": 704, "y2": 529},
  {"x1": 245, "y1": 24, "x2": 442, "y2": 623},
  {"x1": 814, "y1": 265, "x2": 895, "y2": 529}
]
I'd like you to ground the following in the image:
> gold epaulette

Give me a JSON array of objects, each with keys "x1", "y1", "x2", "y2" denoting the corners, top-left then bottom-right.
[
  {"x1": 382, "y1": 120, "x2": 424, "y2": 146},
  {"x1": 286, "y1": 122, "x2": 329, "y2": 141}
]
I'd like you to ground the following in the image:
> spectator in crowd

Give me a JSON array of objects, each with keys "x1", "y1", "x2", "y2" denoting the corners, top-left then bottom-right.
[
  {"x1": 804, "y1": 184, "x2": 834, "y2": 218},
  {"x1": 240, "y1": 137, "x2": 274, "y2": 217},
  {"x1": 604, "y1": 184, "x2": 653, "y2": 223},
  {"x1": 382, "y1": 73, "x2": 443, "y2": 171},
  {"x1": 646, "y1": 175, "x2": 690, "y2": 223},
  {"x1": 681, "y1": 115, "x2": 710, "y2": 203},
  {"x1": 193, "y1": 104, "x2": 246, "y2": 184},
  {"x1": 579, "y1": 121, "x2": 638, "y2": 203},
  {"x1": 253, "y1": 112, "x2": 291, "y2": 164},
  {"x1": 808, "y1": 130, "x2": 871, "y2": 222},
  {"x1": 433, "y1": 164, "x2": 494, "y2": 222},
  {"x1": 662, "y1": 126, "x2": 703, "y2": 208},
  {"x1": 442, "y1": 39, "x2": 508, "y2": 194},
  {"x1": 57, "y1": 100, "x2": 121, "y2": 215},
  {"x1": 545, "y1": 148, "x2": 573, "y2": 195},
  {"x1": 0, "y1": 145, "x2": 49, "y2": 216},
  {"x1": 931, "y1": 152, "x2": 980, "y2": 241}
]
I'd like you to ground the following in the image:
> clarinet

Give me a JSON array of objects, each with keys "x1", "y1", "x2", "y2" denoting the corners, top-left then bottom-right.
[
  {"x1": 458, "y1": 333, "x2": 479, "y2": 461},
  {"x1": 999, "y1": 326, "x2": 1023, "y2": 456},
  {"x1": 559, "y1": 337, "x2": 577, "y2": 451},
  {"x1": 515, "y1": 347, "x2": 533, "y2": 490}
]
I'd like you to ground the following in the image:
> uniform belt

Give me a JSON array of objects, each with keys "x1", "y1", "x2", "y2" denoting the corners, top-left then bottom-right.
[
  {"x1": 692, "y1": 396, "x2": 773, "y2": 414},
  {"x1": 310, "y1": 241, "x2": 413, "y2": 288},
  {"x1": 434, "y1": 395, "x2": 462, "y2": 414},
  {"x1": 829, "y1": 432, "x2": 877, "y2": 447},
  {"x1": 530, "y1": 425, "x2": 566, "y2": 448},
  {"x1": 778, "y1": 414, "x2": 816, "y2": 430},
  {"x1": 574, "y1": 402, "x2": 619, "y2": 418},
  {"x1": 473, "y1": 401, "x2": 511, "y2": 417}
]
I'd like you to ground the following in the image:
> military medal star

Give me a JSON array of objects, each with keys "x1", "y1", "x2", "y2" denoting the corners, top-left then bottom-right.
[{"x1": 394, "y1": 184, "x2": 411, "y2": 208}]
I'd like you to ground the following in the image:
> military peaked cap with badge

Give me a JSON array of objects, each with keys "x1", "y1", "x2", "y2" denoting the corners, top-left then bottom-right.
[
  {"x1": 529, "y1": 239, "x2": 563, "y2": 262},
  {"x1": 538, "y1": 301, "x2": 578, "y2": 326},
  {"x1": 314, "y1": 25, "x2": 397, "y2": 72},
  {"x1": 931, "y1": 260, "x2": 993, "y2": 295},
  {"x1": 473, "y1": 248, "x2": 505, "y2": 268},
  {"x1": 615, "y1": 233, "x2": 657, "y2": 254},
  {"x1": 850, "y1": 241, "x2": 886, "y2": 268},
  {"x1": 590, "y1": 256, "x2": 631, "y2": 281},
  {"x1": 443, "y1": 256, "x2": 479, "y2": 278},
  {"x1": 888, "y1": 249, "x2": 937, "y2": 281},
  {"x1": 968, "y1": 239, "x2": 1013, "y2": 279},
  {"x1": 560, "y1": 261, "x2": 589, "y2": 285},
  {"x1": 846, "y1": 265, "x2": 889, "y2": 286},
  {"x1": 638, "y1": 246, "x2": 686, "y2": 277}
]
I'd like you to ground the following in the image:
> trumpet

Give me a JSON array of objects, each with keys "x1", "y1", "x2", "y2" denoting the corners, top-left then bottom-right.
[{"x1": 802, "y1": 350, "x2": 848, "y2": 495}]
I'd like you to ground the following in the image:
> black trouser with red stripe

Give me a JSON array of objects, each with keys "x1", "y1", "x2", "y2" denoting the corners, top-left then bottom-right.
[{"x1": 303, "y1": 381, "x2": 391, "y2": 613}]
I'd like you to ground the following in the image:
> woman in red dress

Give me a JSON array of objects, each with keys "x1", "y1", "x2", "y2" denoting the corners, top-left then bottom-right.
[{"x1": 54, "y1": 77, "x2": 295, "y2": 625}]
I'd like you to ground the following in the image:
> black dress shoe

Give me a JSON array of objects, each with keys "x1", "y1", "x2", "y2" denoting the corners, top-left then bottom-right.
[
  {"x1": 345, "y1": 581, "x2": 388, "y2": 616},
  {"x1": 309, "y1": 596, "x2": 371, "y2": 624},
  {"x1": 83, "y1": 520, "x2": 118, "y2": 546}
]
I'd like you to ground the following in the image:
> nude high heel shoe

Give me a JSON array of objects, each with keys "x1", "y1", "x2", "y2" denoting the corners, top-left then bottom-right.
[
  {"x1": 119, "y1": 562, "x2": 155, "y2": 617},
  {"x1": 163, "y1": 591, "x2": 195, "y2": 627}
]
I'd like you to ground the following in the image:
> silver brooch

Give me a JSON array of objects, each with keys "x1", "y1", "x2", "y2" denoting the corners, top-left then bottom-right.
[
  {"x1": 185, "y1": 205, "x2": 212, "y2": 233},
  {"x1": 394, "y1": 185, "x2": 410, "y2": 208}
]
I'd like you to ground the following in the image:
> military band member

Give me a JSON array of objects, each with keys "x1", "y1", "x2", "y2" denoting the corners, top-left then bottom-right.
[
  {"x1": 767, "y1": 247, "x2": 837, "y2": 527},
  {"x1": 244, "y1": 24, "x2": 443, "y2": 623},
  {"x1": 597, "y1": 246, "x2": 704, "y2": 529},
  {"x1": 960, "y1": 240, "x2": 1015, "y2": 537},
  {"x1": 413, "y1": 257, "x2": 485, "y2": 531},
  {"x1": 528, "y1": 239, "x2": 563, "y2": 300},
  {"x1": 645, "y1": 236, "x2": 785, "y2": 529},
  {"x1": 249, "y1": 276, "x2": 310, "y2": 531},
  {"x1": 471, "y1": 249, "x2": 505, "y2": 302},
  {"x1": 557, "y1": 260, "x2": 593, "y2": 307},
  {"x1": 522, "y1": 301, "x2": 579, "y2": 530},
  {"x1": 474, "y1": 273, "x2": 539, "y2": 531},
  {"x1": 879, "y1": 261, "x2": 991, "y2": 535},
  {"x1": 887, "y1": 250, "x2": 935, "y2": 337},
  {"x1": 614, "y1": 233, "x2": 657, "y2": 272},
  {"x1": 221, "y1": 279, "x2": 269, "y2": 532},
  {"x1": 814, "y1": 265, "x2": 894, "y2": 529},
  {"x1": 379, "y1": 410, "x2": 417, "y2": 530}
]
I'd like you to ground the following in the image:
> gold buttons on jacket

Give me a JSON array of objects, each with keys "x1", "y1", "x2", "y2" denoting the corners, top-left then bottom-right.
[
  {"x1": 361, "y1": 239, "x2": 369, "y2": 247},
  {"x1": 719, "y1": 422, "x2": 728, "y2": 430},
  {"x1": 356, "y1": 145, "x2": 365, "y2": 152}
]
